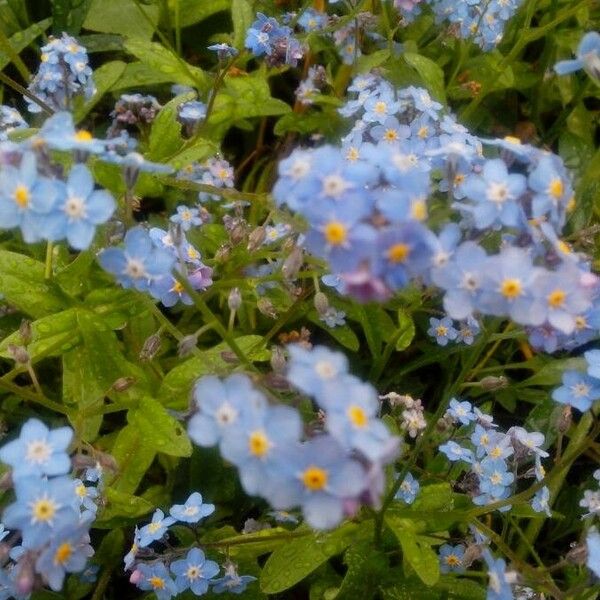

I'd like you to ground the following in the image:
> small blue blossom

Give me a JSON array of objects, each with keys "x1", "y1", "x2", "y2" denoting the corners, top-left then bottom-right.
[
  {"x1": 446, "y1": 398, "x2": 476, "y2": 425},
  {"x1": 552, "y1": 370, "x2": 600, "y2": 412},
  {"x1": 480, "y1": 458, "x2": 514, "y2": 497},
  {"x1": 212, "y1": 564, "x2": 256, "y2": 594},
  {"x1": 136, "y1": 562, "x2": 178, "y2": 600},
  {"x1": 438, "y1": 544, "x2": 466, "y2": 573},
  {"x1": 170, "y1": 547, "x2": 219, "y2": 595},
  {"x1": 138, "y1": 509, "x2": 176, "y2": 548},
  {"x1": 555, "y1": 31, "x2": 600, "y2": 78},
  {"x1": 482, "y1": 551, "x2": 514, "y2": 600},
  {"x1": 439, "y1": 441, "x2": 474, "y2": 463},
  {"x1": 320, "y1": 307, "x2": 346, "y2": 328},
  {"x1": 427, "y1": 316, "x2": 458, "y2": 346},
  {"x1": 587, "y1": 527, "x2": 600, "y2": 578},
  {"x1": 585, "y1": 349, "x2": 600, "y2": 379},
  {"x1": 0, "y1": 418, "x2": 72, "y2": 479},
  {"x1": 170, "y1": 492, "x2": 215, "y2": 524},
  {"x1": 207, "y1": 43, "x2": 239, "y2": 59},
  {"x1": 395, "y1": 472, "x2": 419, "y2": 504},
  {"x1": 531, "y1": 486, "x2": 551, "y2": 517},
  {"x1": 170, "y1": 205, "x2": 202, "y2": 231}
]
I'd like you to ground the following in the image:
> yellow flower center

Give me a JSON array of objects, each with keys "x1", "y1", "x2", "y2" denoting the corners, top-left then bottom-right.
[
  {"x1": 566, "y1": 196, "x2": 576, "y2": 213},
  {"x1": 345, "y1": 147, "x2": 359, "y2": 162},
  {"x1": 503, "y1": 136, "x2": 521, "y2": 144},
  {"x1": 75, "y1": 129, "x2": 93, "y2": 141},
  {"x1": 436, "y1": 325, "x2": 448, "y2": 337},
  {"x1": 384, "y1": 129, "x2": 398, "y2": 141},
  {"x1": 149, "y1": 576, "x2": 166, "y2": 590},
  {"x1": 171, "y1": 281, "x2": 185, "y2": 294},
  {"x1": 557, "y1": 240, "x2": 571, "y2": 254},
  {"x1": 32, "y1": 498, "x2": 56, "y2": 523},
  {"x1": 75, "y1": 484, "x2": 87, "y2": 498},
  {"x1": 500, "y1": 278, "x2": 522, "y2": 299},
  {"x1": 302, "y1": 466, "x2": 328, "y2": 491},
  {"x1": 54, "y1": 542, "x2": 73, "y2": 565},
  {"x1": 575, "y1": 316, "x2": 587, "y2": 330},
  {"x1": 347, "y1": 405, "x2": 368, "y2": 428},
  {"x1": 248, "y1": 431, "x2": 270, "y2": 457},
  {"x1": 417, "y1": 126, "x2": 429, "y2": 139},
  {"x1": 148, "y1": 522, "x2": 162, "y2": 534},
  {"x1": 411, "y1": 200, "x2": 427, "y2": 221},
  {"x1": 387, "y1": 243, "x2": 410, "y2": 263},
  {"x1": 14, "y1": 185, "x2": 30, "y2": 208},
  {"x1": 445, "y1": 554, "x2": 462, "y2": 567},
  {"x1": 547, "y1": 289, "x2": 566, "y2": 308},
  {"x1": 548, "y1": 178, "x2": 564, "y2": 199},
  {"x1": 454, "y1": 173, "x2": 465, "y2": 186},
  {"x1": 324, "y1": 222, "x2": 347, "y2": 246},
  {"x1": 374, "y1": 101, "x2": 387, "y2": 114}
]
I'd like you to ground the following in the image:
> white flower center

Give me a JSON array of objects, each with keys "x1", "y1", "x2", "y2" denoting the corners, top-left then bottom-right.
[
  {"x1": 26, "y1": 440, "x2": 52, "y2": 465},
  {"x1": 64, "y1": 196, "x2": 86, "y2": 220}
]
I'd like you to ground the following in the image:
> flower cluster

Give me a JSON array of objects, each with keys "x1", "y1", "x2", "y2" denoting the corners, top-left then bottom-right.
[
  {"x1": 439, "y1": 399, "x2": 551, "y2": 513},
  {"x1": 125, "y1": 492, "x2": 256, "y2": 598},
  {"x1": 273, "y1": 73, "x2": 600, "y2": 353},
  {"x1": 177, "y1": 157, "x2": 235, "y2": 203},
  {"x1": 107, "y1": 93, "x2": 162, "y2": 138},
  {"x1": 555, "y1": 31, "x2": 600, "y2": 80},
  {"x1": 428, "y1": 315, "x2": 481, "y2": 346},
  {"x1": 0, "y1": 419, "x2": 99, "y2": 596},
  {"x1": 552, "y1": 350, "x2": 600, "y2": 412},
  {"x1": 245, "y1": 13, "x2": 304, "y2": 67},
  {"x1": 395, "y1": 0, "x2": 525, "y2": 49},
  {"x1": 99, "y1": 224, "x2": 213, "y2": 308},
  {"x1": 26, "y1": 33, "x2": 95, "y2": 113},
  {"x1": 0, "y1": 113, "x2": 115, "y2": 248},
  {"x1": 188, "y1": 345, "x2": 400, "y2": 530}
]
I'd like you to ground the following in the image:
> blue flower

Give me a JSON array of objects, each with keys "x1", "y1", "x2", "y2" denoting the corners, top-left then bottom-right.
[
  {"x1": 170, "y1": 547, "x2": 220, "y2": 595},
  {"x1": 555, "y1": 31, "x2": 600, "y2": 78},
  {"x1": 264, "y1": 435, "x2": 366, "y2": 530},
  {"x1": 123, "y1": 526, "x2": 140, "y2": 571},
  {"x1": 34, "y1": 523, "x2": 94, "y2": 591},
  {"x1": 587, "y1": 527, "x2": 600, "y2": 578},
  {"x1": 98, "y1": 226, "x2": 176, "y2": 293},
  {"x1": 178, "y1": 101, "x2": 207, "y2": 132},
  {"x1": 286, "y1": 344, "x2": 349, "y2": 400},
  {"x1": 0, "y1": 105, "x2": 27, "y2": 141},
  {"x1": 73, "y1": 479, "x2": 99, "y2": 514},
  {"x1": 325, "y1": 376, "x2": 396, "y2": 462},
  {"x1": 3, "y1": 476, "x2": 80, "y2": 548},
  {"x1": 0, "y1": 151, "x2": 60, "y2": 243},
  {"x1": 170, "y1": 205, "x2": 202, "y2": 231},
  {"x1": 457, "y1": 317, "x2": 481, "y2": 345},
  {"x1": 427, "y1": 316, "x2": 458, "y2": 346},
  {"x1": 531, "y1": 486, "x2": 551, "y2": 517},
  {"x1": 461, "y1": 158, "x2": 526, "y2": 229},
  {"x1": 188, "y1": 374, "x2": 266, "y2": 448},
  {"x1": 54, "y1": 164, "x2": 115, "y2": 249},
  {"x1": 585, "y1": 349, "x2": 600, "y2": 380},
  {"x1": 36, "y1": 112, "x2": 106, "y2": 155},
  {"x1": 482, "y1": 551, "x2": 513, "y2": 600},
  {"x1": 394, "y1": 472, "x2": 419, "y2": 504},
  {"x1": 320, "y1": 307, "x2": 346, "y2": 328},
  {"x1": 528, "y1": 155, "x2": 572, "y2": 228},
  {"x1": 298, "y1": 8, "x2": 327, "y2": 31},
  {"x1": 138, "y1": 509, "x2": 176, "y2": 547},
  {"x1": 438, "y1": 544, "x2": 466, "y2": 573},
  {"x1": 439, "y1": 441, "x2": 474, "y2": 463},
  {"x1": 211, "y1": 564, "x2": 256, "y2": 594},
  {"x1": 480, "y1": 457, "x2": 514, "y2": 497},
  {"x1": 170, "y1": 492, "x2": 215, "y2": 524},
  {"x1": 447, "y1": 398, "x2": 476, "y2": 425},
  {"x1": 0, "y1": 418, "x2": 72, "y2": 479},
  {"x1": 136, "y1": 562, "x2": 178, "y2": 600},
  {"x1": 207, "y1": 43, "x2": 239, "y2": 59},
  {"x1": 0, "y1": 525, "x2": 8, "y2": 543},
  {"x1": 220, "y1": 405, "x2": 302, "y2": 496},
  {"x1": 552, "y1": 370, "x2": 600, "y2": 412}
]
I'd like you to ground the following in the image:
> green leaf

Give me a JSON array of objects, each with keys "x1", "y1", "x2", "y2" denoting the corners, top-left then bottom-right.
[
  {"x1": 403, "y1": 53, "x2": 446, "y2": 102},
  {"x1": 411, "y1": 483, "x2": 453, "y2": 512},
  {"x1": 158, "y1": 336, "x2": 270, "y2": 406},
  {"x1": 73, "y1": 60, "x2": 126, "y2": 122},
  {"x1": 395, "y1": 310, "x2": 415, "y2": 352},
  {"x1": 0, "y1": 18, "x2": 51, "y2": 71},
  {"x1": 83, "y1": 0, "x2": 159, "y2": 39},
  {"x1": 96, "y1": 486, "x2": 154, "y2": 526},
  {"x1": 0, "y1": 308, "x2": 79, "y2": 360},
  {"x1": 109, "y1": 424, "x2": 156, "y2": 494},
  {"x1": 0, "y1": 251, "x2": 66, "y2": 317},
  {"x1": 260, "y1": 523, "x2": 359, "y2": 594},
  {"x1": 517, "y1": 356, "x2": 586, "y2": 387},
  {"x1": 111, "y1": 62, "x2": 182, "y2": 91},
  {"x1": 124, "y1": 38, "x2": 210, "y2": 91},
  {"x1": 147, "y1": 92, "x2": 195, "y2": 161},
  {"x1": 128, "y1": 397, "x2": 191, "y2": 457},
  {"x1": 231, "y1": 0, "x2": 253, "y2": 49},
  {"x1": 172, "y1": 0, "x2": 230, "y2": 28},
  {"x1": 335, "y1": 541, "x2": 387, "y2": 600},
  {"x1": 385, "y1": 517, "x2": 440, "y2": 586},
  {"x1": 166, "y1": 138, "x2": 219, "y2": 169}
]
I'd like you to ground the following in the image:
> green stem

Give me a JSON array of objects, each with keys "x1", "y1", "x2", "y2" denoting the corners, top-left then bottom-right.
[
  {"x1": 0, "y1": 27, "x2": 31, "y2": 80},
  {"x1": 174, "y1": 0, "x2": 182, "y2": 56},
  {"x1": 0, "y1": 378, "x2": 69, "y2": 415},
  {"x1": 0, "y1": 70, "x2": 53, "y2": 114},
  {"x1": 44, "y1": 241, "x2": 54, "y2": 280}
]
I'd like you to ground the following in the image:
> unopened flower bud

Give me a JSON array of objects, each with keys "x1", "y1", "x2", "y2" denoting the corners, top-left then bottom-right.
[
  {"x1": 314, "y1": 292, "x2": 329, "y2": 316},
  {"x1": 270, "y1": 345, "x2": 286, "y2": 373},
  {"x1": 230, "y1": 223, "x2": 247, "y2": 245},
  {"x1": 8, "y1": 344, "x2": 29, "y2": 364},
  {"x1": 247, "y1": 226, "x2": 266, "y2": 251},
  {"x1": 257, "y1": 298, "x2": 277, "y2": 319},
  {"x1": 228, "y1": 287, "x2": 242, "y2": 311},
  {"x1": 178, "y1": 334, "x2": 198, "y2": 357},
  {"x1": 139, "y1": 334, "x2": 161, "y2": 361},
  {"x1": 214, "y1": 245, "x2": 231, "y2": 262},
  {"x1": 480, "y1": 375, "x2": 508, "y2": 391},
  {"x1": 111, "y1": 376, "x2": 136, "y2": 392},
  {"x1": 282, "y1": 246, "x2": 303, "y2": 280},
  {"x1": 462, "y1": 543, "x2": 483, "y2": 568},
  {"x1": 14, "y1": 558, "x2": 34, "y2": 595},
  {"x1": 220, "y1": 351, "x2": 239, "y2": 364},
  {"x1": 19, "y1": 320, "x2": 32, "y2": 345},
  {"x1": 557, "y1": 405, "x2": 572, "y2": 434},
  {"x1": 122, "y1": 152, "x2": 144, "y2": 190},
  {"x1": 566, "y1": 542, "x2": 587, "y2": 565},
  {"x1": 129, "y1": 569, "x2": 143, "y2": 585}
]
